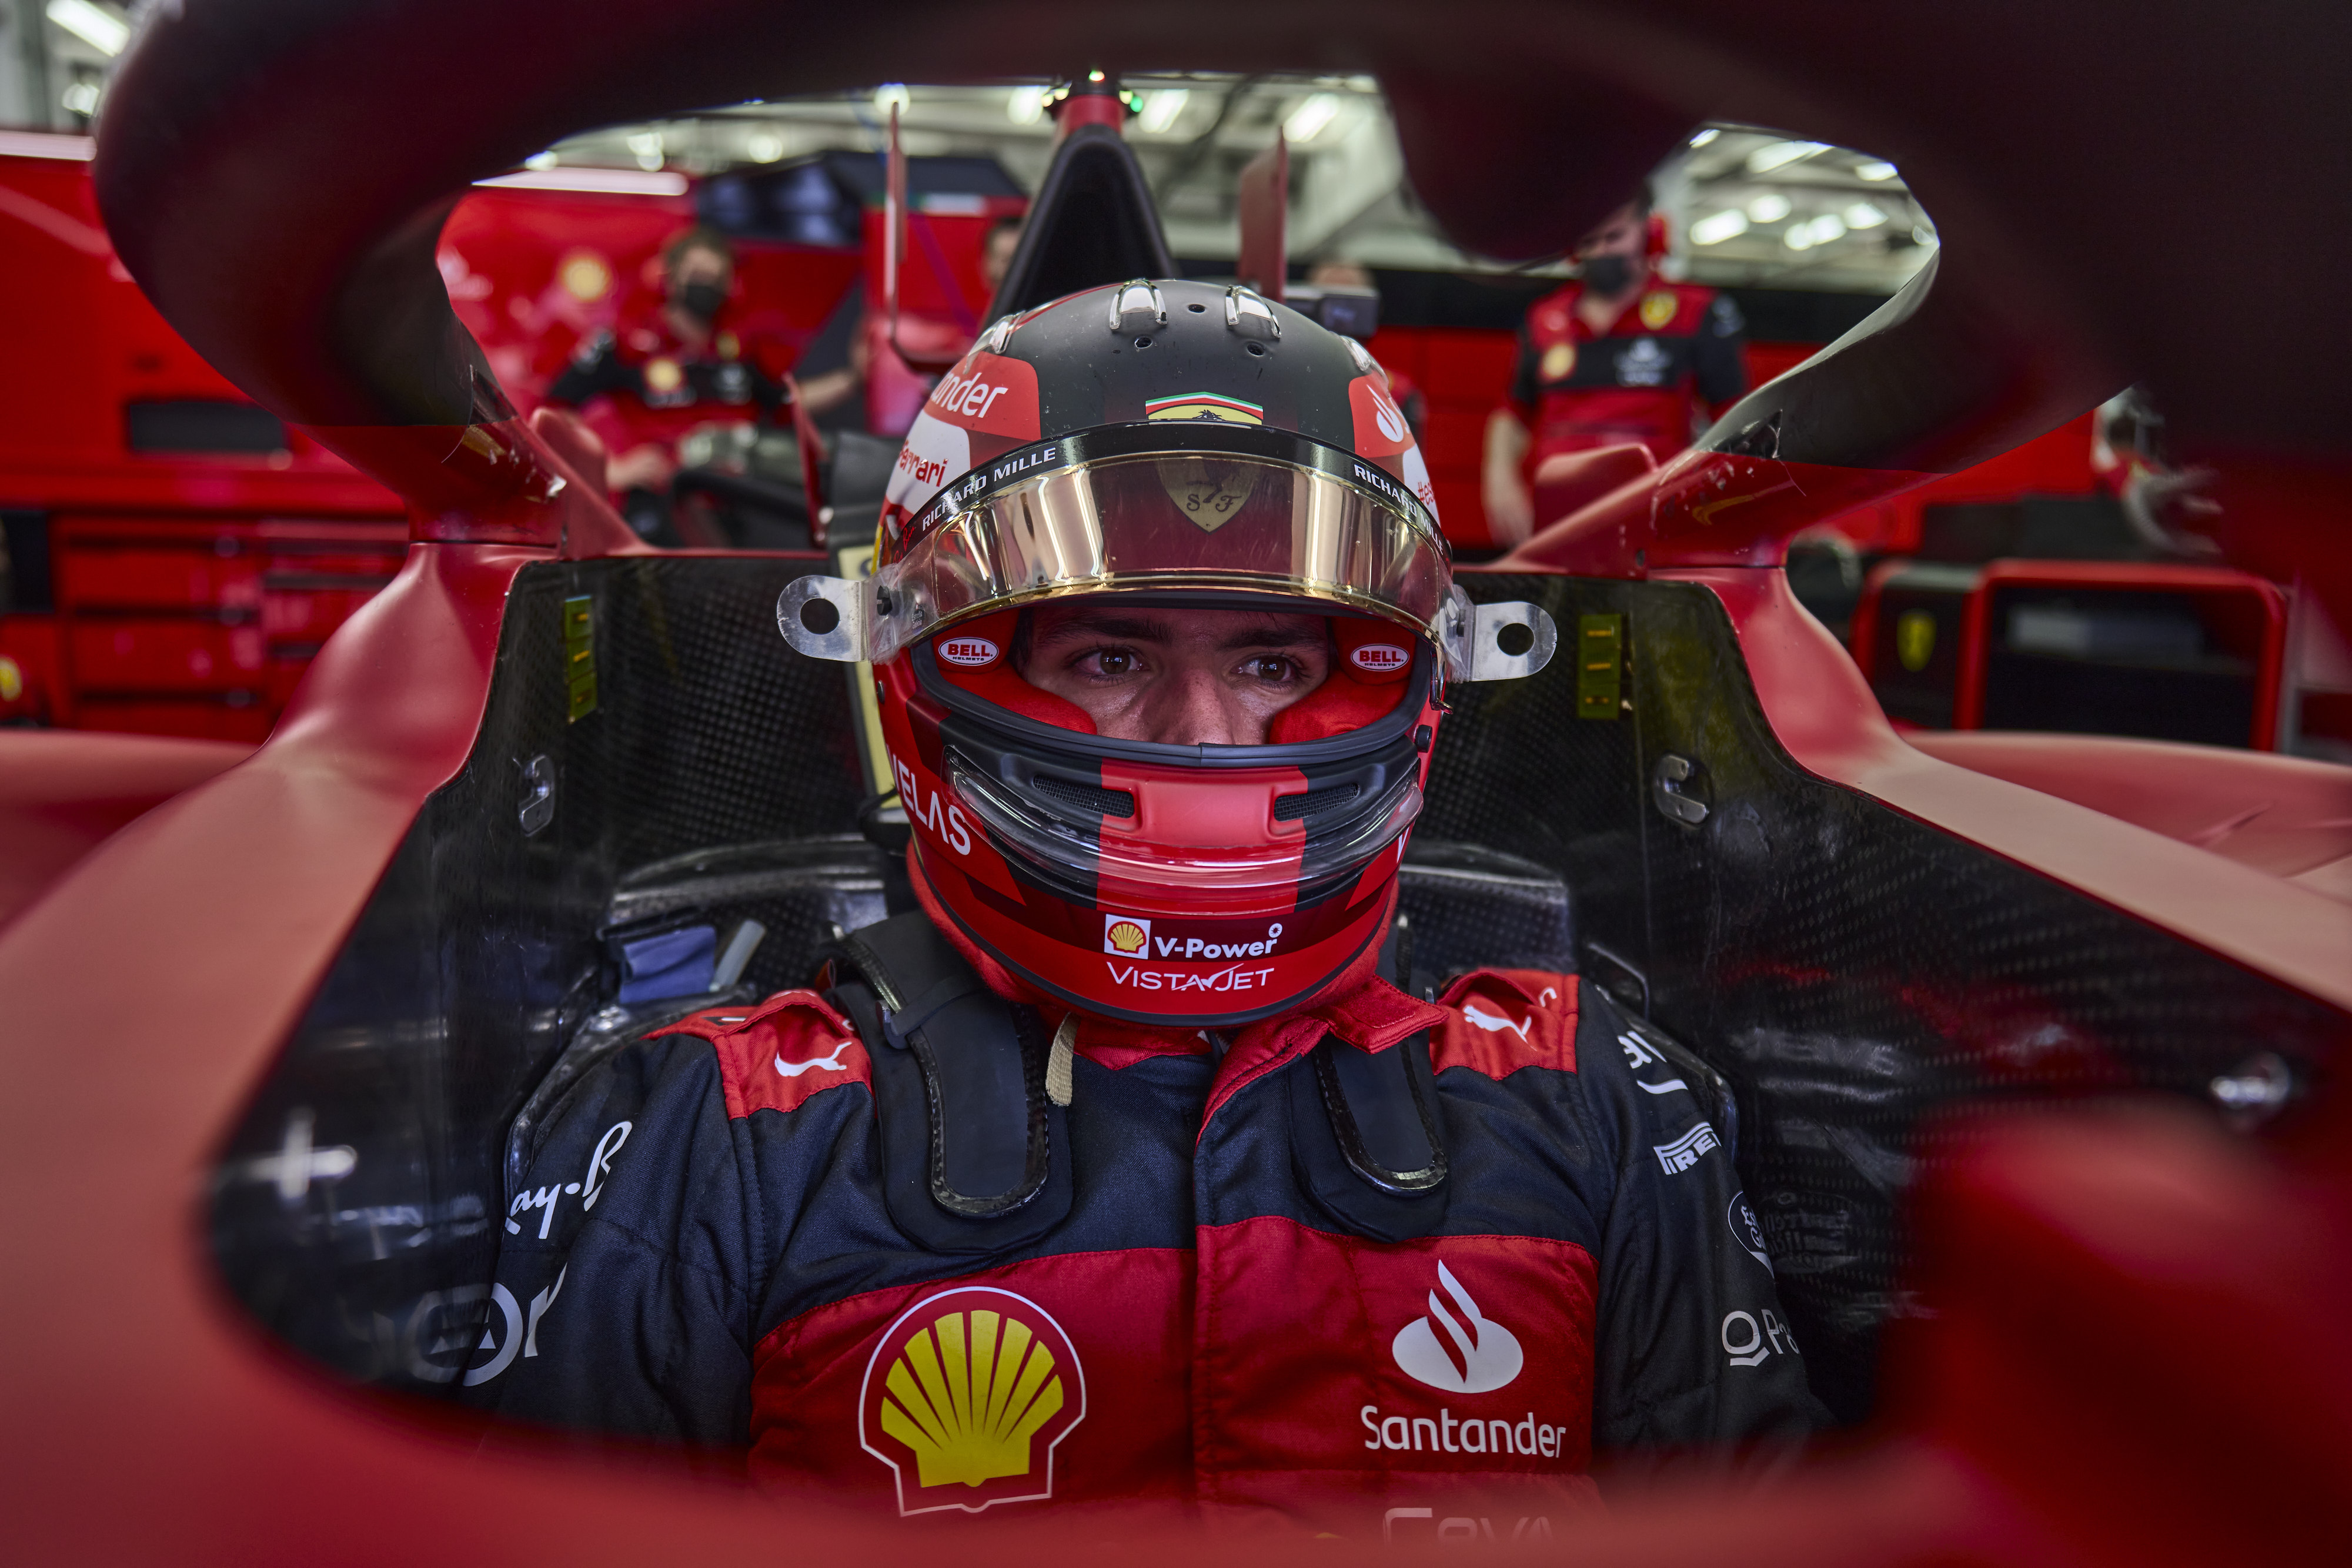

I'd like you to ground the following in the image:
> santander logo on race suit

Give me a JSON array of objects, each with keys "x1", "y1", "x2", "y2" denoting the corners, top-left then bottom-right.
[{"x1": 1391, "y1": 1263, "x2": 1525, "y2": 1395}]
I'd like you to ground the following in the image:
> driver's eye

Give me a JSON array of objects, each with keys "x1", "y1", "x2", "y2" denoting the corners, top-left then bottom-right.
[
  {"x1": 1244, "y1": 656, "x2": 1295, "y2": 683},
  {"x1": 1094, "y1": 649, "x2": 1135, "y2": 677}
]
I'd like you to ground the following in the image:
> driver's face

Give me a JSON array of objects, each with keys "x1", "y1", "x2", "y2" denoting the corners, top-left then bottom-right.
[{"x1": 1018, "y1": 604, "x2": 1331, "y2": 746}]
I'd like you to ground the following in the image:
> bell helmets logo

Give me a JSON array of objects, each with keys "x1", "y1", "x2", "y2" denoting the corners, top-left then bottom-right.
[
  {"x1": 860, "y1": 1286, "x2": 1086, "y2": 1516},
  {"x1": 937, "y1": 635, "x2": 1001, "y2": 667},
  {"x1": 1392, "y1": 1263, "x2": 1524, "y2": 1395},
  {"x1": 1349, "y1": 642, "x2": 1411, "y2": 676},
  {"x1": 1103, "y1": 914, "x2": 1151, "y2": 956}
]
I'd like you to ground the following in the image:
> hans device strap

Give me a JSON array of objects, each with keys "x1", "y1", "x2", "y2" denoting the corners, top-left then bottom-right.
[
  {"x1": 827, "y1": 914, "x2": 1070, "y2": 1253},
  {"x1": 1288, "y1": 1031, "x2": 1451, "y2": 1243}
]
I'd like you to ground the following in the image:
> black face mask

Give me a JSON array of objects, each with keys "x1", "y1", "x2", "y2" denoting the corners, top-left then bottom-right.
[
  {"x1": 1579, "y1": 253, "x2": 1636, "y2": 295},
  {"x1": 674, "y1": 279, "x2": 727, "y2": 323}
]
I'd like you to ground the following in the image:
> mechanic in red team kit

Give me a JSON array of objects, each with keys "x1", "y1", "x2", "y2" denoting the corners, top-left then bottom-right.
[
  {"x1": 1482, "y1": 186, "x2": 1748, "y2": 545},
  {"x1": 463, "y1": 278, "x2": 1820, "y2": 1534},
  {"x1": 544, "y1": 225, "x2": 784, "y2": 539}
]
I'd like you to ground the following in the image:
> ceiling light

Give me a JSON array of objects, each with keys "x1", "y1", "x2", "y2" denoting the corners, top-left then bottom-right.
[
  {"x1": 1746, "y1": 193, "x2": 1792, "y2": 223},
  {"x1": 523, "y1": 152, "x2": 559, "y2": 171},
  {"x1": 1783, "y1": 223, "x2": 1814, "y2": 251},
  {"x1": 874, "y1": 83, "x2": 911, "y2": 115},
  {"x1": 1748, "y1": 139, "x2": 1827, "y2": 173},
  {"x1": 46, "y1": 0, "x2": 128, "y2": 56},
  {"x1": 476, "y1": 169, "x2": 691, "y2": 197},
  {"x1": 1843, "y1": 202, "x2": 1887, "y2": 229},
  {"x1": 624, "y1": 130, "x2": 663, "y2": 172},
  {"x1": 1006, "y1": 86, "x2": 1047, "y2": 125},
  {"x1": 60, "y1": 81, "x2": 100, "y2": 116},
  {"x1": 1856, "y1": 160, "x2": 1899, "y2": 182},
  {"x1": 1284, "y1": 93, "x2": 1341, "y2": 144},
  {"x1": 1808, "y1": 214, "x2": 1847, "y2": 244},
  {"x1": 1137, "y1": 88, "x2": 1189, "y2": 134},
  {"x1": 1689, "y1": 128, "x2": 1720, "y2": 148},
  {"x1": 746, "y1": 131, "x2": 786, "y2": 163},
  {"x1": 0, "y1": 131, "x2": 93, "y2": 159},
  {"x1": 1689, "y1": 209, "x2": 1749, "y2": 246}
]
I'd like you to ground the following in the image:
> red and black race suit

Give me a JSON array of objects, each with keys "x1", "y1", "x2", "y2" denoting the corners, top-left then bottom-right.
[
  {"x1": 544, "y1": 309, "x2": 784, "y2": 464},
  {"x1": 1507, "y1": 281, "x2": 1748, "y2": 466},
  {"x1": 460, "y1": 965, "x2": 1820, "y2": 1536}
]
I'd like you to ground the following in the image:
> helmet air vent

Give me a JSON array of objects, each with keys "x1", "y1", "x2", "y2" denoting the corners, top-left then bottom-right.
[
  {"x1": 1224, "y1": 285, "x2": 1282, "y2": 341},
  {"x1": 1273, "y1": 781, "x2": 1362, "y2": 821},
  {"x1": 1028, "y1": 773, "x2": 1137, "y2": 820},
  {"x1": 1108, "y1": 279, "x2": 1168, "y2": 333}
]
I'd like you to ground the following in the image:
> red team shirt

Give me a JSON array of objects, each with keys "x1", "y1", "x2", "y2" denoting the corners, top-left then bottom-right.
[{"x1": 1508, "y1": 279, "x2": 1748, "y2": 467}]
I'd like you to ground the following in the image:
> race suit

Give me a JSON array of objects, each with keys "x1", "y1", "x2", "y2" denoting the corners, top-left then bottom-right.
[
  {"x1": 459, "y1": 918, "x2": 1821, "y2": 1536},
  {"x1": 1508, "y1": 279, "x2": 1748, "y2": 467},
  {"x1": 545, "y1": 311, "x2": 783, "y2": 477}
]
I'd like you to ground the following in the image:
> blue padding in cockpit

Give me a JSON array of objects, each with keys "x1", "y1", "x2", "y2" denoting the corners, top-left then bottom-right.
[{"x1": 616, "y1": 924, "x2": 717, "y2": 1004}]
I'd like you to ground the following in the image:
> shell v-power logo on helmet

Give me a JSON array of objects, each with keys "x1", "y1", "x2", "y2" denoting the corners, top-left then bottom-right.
[
  {"x1": 860, "y1": 1287, "x2": 1087, "y2": 1516},
  {"x1": 1102, "y1": 914, "x2": 1152, "y2": 956}
]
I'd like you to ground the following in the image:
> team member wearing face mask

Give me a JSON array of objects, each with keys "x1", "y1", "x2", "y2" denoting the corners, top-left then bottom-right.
[
  {"x1": 1481, "y1": 186, "x2": 1749, "y2": 547},
  {"x1": 546, "y1": 226, "x2": 786, "y2": 540}
]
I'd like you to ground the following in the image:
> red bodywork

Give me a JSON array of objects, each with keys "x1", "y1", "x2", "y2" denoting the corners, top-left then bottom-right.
[
  {"x1": 0, "y1": 142, "x2": 405, "y2": 737},
  {"x1": 1849, "y1": 557, "x2": 2289, "y2": 744},
  {"x1": 0, "y1": 155, "x2": 998, "y2": 738},
  {"x1": 5, "y1": 5, "x2": 2352, "y2": 1564}
]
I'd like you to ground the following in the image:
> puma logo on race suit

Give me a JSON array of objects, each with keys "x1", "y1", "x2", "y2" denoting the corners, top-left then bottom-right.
[
  {"x1": 776, "y1": 1041, "x2": 855, "y2": 1078},
  {"x1": 1392, "y1": 1263, "x2": 1525, "y2": 1394},
  {"x1": 1460, "y1": 1003, "x2": 1534, "y2": 1042}
]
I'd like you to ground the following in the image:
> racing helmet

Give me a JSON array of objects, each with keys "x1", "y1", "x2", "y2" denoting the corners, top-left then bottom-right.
[{"x1": 780, "y1": 278, "x2": 1555, "y2": 1027}]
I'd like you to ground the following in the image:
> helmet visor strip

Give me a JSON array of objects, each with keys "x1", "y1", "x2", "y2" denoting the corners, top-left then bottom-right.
[{"x1": 869, "y1": 435, "x2": 1450, "y2": 664}]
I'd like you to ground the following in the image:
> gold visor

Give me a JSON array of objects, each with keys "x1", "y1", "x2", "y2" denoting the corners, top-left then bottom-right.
[{"x1": 866, "y1": 450, "x2": 1451, "y2": 662}]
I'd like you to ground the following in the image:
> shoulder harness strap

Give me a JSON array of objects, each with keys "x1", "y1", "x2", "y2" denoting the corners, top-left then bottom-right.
[
  {"x1": 1288, "y1": 1031, "x2": 1451, "y2": 1243},
  {"x1": 826, "y1": 913, "x2": 1070, "y2": 1255}
]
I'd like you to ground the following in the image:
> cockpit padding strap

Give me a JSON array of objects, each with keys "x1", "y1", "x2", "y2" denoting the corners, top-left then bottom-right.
[
  {"x1": 1288, "y1": 1031, "x2": 1450, "y2": 1242},
  {"x1": 828, "y1": 914, "x2": 1069, "y2": 1253}
]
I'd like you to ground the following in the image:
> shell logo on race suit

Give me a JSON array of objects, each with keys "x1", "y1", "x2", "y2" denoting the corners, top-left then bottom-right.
[{"x1": 859, "y1": 1286, "x2": 1087, "y2": 1516}]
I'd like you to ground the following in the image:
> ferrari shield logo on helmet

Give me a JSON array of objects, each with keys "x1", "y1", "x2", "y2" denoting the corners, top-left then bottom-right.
[
  {"x1": 1156, "y1": 455, "x2": 1262, "y2": 532},
  {"x1": 860, "y1": 1286, "x2": 1086, "y2": 1516},
  {"x1": 1143, "y1": 391, "x2": 1262, "y2": 424}
]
